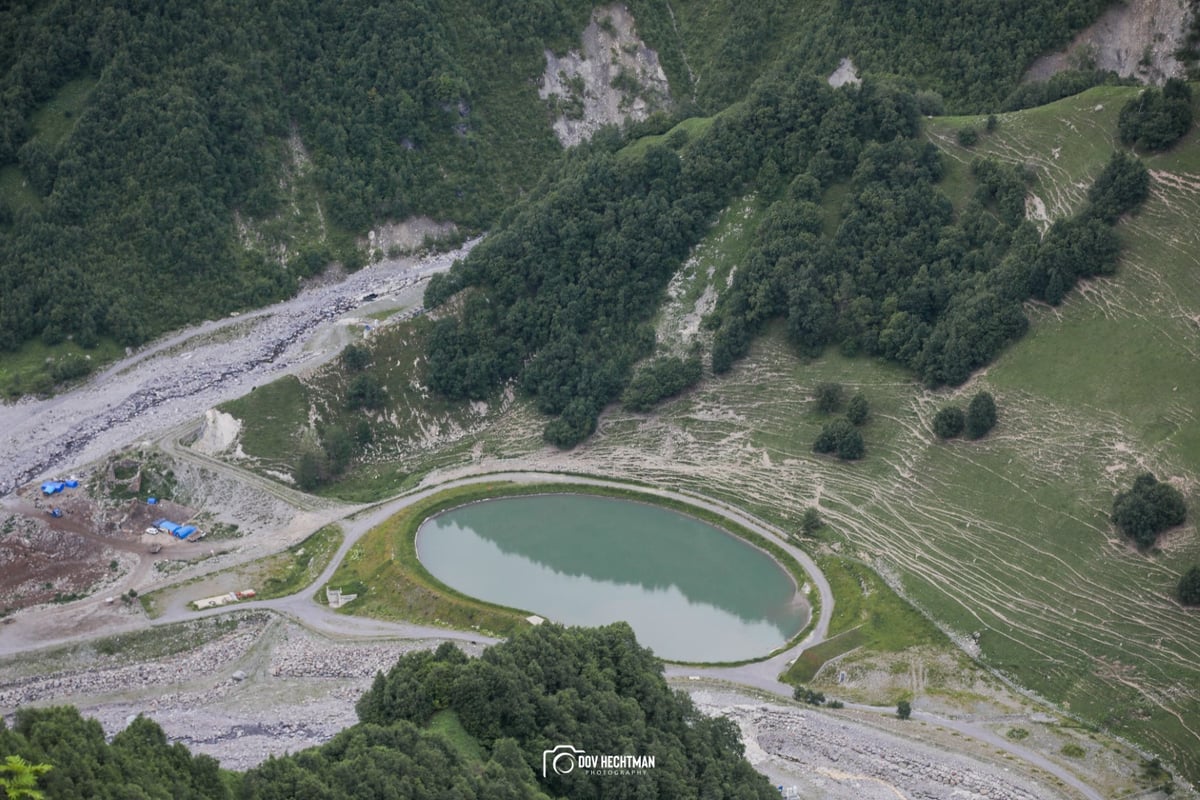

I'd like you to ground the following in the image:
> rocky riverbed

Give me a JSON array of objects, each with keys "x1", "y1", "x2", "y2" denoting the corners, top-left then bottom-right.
[{"x1": 0, "y1": 240, "x2": 477, "y2": 498}]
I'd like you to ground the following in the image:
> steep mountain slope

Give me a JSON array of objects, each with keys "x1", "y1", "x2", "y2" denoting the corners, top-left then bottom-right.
[{"x1": 0, "y1": 0, "x2": 1118, "y2": 377}]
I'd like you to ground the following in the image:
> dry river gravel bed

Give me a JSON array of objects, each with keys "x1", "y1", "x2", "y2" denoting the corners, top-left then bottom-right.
[{"x1": 0, "y1": 240, "x2": 477, "y2": 496}]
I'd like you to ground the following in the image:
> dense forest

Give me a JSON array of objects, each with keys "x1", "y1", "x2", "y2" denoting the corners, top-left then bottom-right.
[
  {"x1": 0, "y1": 624, "x2": 776, "y2": 799},
  {"x1": 0, "y1": 0, "x2": 1114, "y2": 367},
  {"x1": 425, "y1": 64, "x2": 1150, "y2": 445},
  {"x1": 706, "y1": 146, "x2": 1146, "y2": 387},
  {"x1": 424, "y1": 75, "x2": 926, "y2": 444},
  {"x1": 0, "y1": 0, "x2": 598, "y2": 359}
]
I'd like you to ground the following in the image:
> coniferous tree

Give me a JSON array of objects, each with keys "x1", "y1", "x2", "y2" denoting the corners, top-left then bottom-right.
[
  {"x1": 965, "y1": 391, "x2": 997, "y2": 439},
  {"x1": 1178, "y1": 566, "x2": 1200, "y2": 605},
  {"x1": 932, "y1": 406, "x2": 965, "y2": 439},
  {"x1": 1113, "y1": 473, "x2": 1187, "y2": 549}
]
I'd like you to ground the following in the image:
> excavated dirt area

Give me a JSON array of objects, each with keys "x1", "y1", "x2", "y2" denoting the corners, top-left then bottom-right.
[{"x1": 0, "y1": 487, "x2": 188, "y2": 612}]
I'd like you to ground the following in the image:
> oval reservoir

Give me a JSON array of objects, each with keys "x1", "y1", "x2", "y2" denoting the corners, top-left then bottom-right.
[{"x1": 415, "y1": 494, "x2": 808, "y2": 662}]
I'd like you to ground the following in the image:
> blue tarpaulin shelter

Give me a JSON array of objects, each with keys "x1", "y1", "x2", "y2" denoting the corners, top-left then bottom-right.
[
  {"x1": 64, "y1": 479, "x2": 79, "y2": 488},
  {"x1": 147, "y1": 497, "x2": 158, "y2": 505},
  {"x1": 154, "y1": 518, "x2": 181, "y2": 535},
  {"x1": 41, "y1": 481, "x2": 65, "y2": 495},
  {"x1": 175, "y1": 525, "x2": 197, "y2": 539}
]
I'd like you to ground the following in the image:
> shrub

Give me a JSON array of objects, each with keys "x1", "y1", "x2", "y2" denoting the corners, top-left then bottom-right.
[
  {"x1": 814, "y1": 382, "x2": 844, "y2": 414},
  {"x1": 621, "y1": 355, "x2": 703, "y2": 411},
  {"x1": 813, "y1": 419, "x2": 865, "y2": 460},
  {"x1": 1112, "y1": 473, "x2": 1187, "y2": 549},
  {"x1": 897, "y1": 700, "x2": 912, "y2": 720},
  {"x1": 965, "y1": 391, "x2": 997, "y2": 438},
  {"x1": 347, "y1": 374, "x2": 386, "y2": 410},
  {"x1": 932, "y1": 406, "x2": 965, "y2": 438},
  {"x1": 1176, "y1": 565, "x2": 1200, "y2": 605},
  {"x1": 1118, "y1": 80, "x2": 1193, "y2": 151},
  {"x1": 846, "y1": 393, "x2": 870, "y2": 425},
  {"x1": 341, "y1": 343, "x2": 371, "y2": 371},
  {"x1": 792, "y1": 686, "x2": 825, "y2": 705}
]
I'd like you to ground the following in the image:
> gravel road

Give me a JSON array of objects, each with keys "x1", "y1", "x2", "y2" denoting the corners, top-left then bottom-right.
[{"x1": 0, "y1": 240, "x2": 478, "y2": 497}]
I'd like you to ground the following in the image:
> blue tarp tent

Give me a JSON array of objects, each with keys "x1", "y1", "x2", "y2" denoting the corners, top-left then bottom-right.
[
  {"x1": 41, "y1": 481, "x2": 65, "y2": 495},
  {"x1": 64, "y1": 479, "x2": 79, "y2": 488},
  {"x1": 147, "y1": 497, "x2": 158, "y2": 505},
  {"x1": 154, "y1": 518, "x2": 181, "y2": 535},
  {"x1": 175, "y1": 525, "x2": 197, "y2": 539}
]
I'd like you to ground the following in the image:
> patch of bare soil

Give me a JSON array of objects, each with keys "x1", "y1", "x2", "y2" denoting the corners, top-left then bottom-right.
[
  {"x1": 0, "y1": 488, "x2": 169, "y2": 613},
  {"x1": 539, "y1": 4, "x2": 672, "y2": 147},
  {"x1": 1026, "y1": 0, "x2": 1192, "y2": 84}
]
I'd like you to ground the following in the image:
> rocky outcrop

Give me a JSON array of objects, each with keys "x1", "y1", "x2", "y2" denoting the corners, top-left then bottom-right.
[
  {"x1": 1026, "y1": 0, "x2": 1193, "y2": 84},
  {"x1": 539, "y1": 4, "x2": 672, "y2": 147}
]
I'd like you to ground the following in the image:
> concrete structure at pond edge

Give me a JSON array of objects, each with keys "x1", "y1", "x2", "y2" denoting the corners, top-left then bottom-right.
[{"x1": 326, "y1": 587, "x2": 358, "y2": 609}]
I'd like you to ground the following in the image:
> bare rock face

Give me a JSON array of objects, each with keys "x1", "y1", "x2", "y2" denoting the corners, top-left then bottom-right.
[
  {"x1": 539, "y1": 4, "x2": 672, "y2": 147},
  {"x1": 1026, "y1": 0, "x2": 1192, "y2": 84},
  {"x1": 191, "y1": 409, "x2": 242, "y2": 456},
  {"x1": 827, "y1": 57, "x2": 861, "y2": 88},
  {"x1": 361, "y1": 217, "x2": 459, "y2": 258}
]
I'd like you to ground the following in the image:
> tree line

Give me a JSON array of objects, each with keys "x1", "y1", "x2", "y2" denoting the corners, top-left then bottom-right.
[
  {"x1": 423, "y1": 74, "x2": 923, "y2": 446},
  {"x1": 707, "y1": 138, "x2": 1148, "y2": 389},
  {"x1": 0, "y1": 624, "x2": 777, "y2": 799},
  {"x1": 423, "y1": 66, "x2": 1149, "y2": 447}
]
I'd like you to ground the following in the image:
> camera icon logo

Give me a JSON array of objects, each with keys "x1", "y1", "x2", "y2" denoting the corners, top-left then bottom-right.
[{"x1": 542, "y1": 744, "x2": 585, "y2": 777}]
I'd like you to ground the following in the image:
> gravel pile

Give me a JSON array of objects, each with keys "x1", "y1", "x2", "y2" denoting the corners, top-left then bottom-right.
[
  {"x1": 0, "y1": 625, "x2": 263, "y2": 708},
  {"x1": 756, "y1": 708, "x2": 1042, "y2": 800},
  {"x1": 269, "y1": 634, "x2": 459, "y2": 679},
  {"x1": 78, "y1": 631, "x2": 484, "y2": 770}
]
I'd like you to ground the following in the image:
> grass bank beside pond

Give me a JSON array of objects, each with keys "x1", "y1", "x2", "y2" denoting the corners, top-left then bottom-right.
[{"x1": 321, "y1": 480, "x2": 819, "y2": 659}]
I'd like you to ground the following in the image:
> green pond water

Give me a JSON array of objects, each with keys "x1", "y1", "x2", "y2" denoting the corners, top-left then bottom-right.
[{"x1": 416, "y1": 494, "x2": 809, "y2": 662}]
